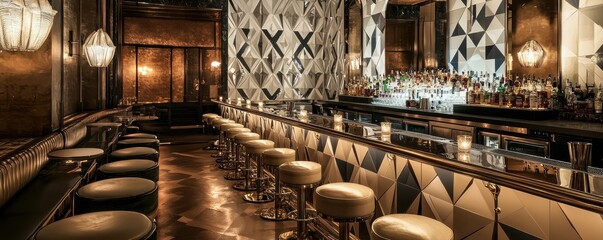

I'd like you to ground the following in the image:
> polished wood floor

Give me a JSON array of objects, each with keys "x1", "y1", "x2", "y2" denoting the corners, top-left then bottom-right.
[{"x1": 156, "y1": 134, "x2": 296, "y2": 239}]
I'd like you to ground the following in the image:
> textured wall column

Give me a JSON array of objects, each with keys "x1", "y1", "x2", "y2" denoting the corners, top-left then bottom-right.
[{"x1": 362, "y1": 0, "x2": 388, "y2": 77}]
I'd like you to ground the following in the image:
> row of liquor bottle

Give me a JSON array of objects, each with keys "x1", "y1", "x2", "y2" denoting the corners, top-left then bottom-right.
[{"x1": 343, "y1": 70, "x2": 603, "y2": 114}]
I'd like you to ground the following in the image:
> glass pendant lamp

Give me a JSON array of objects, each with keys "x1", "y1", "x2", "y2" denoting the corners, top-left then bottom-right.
[
  {"x1": 517, "y1": 40, "x2": 544, "y2": 68},
  {"x1": 83, "y1": 28, "x2": 115, "y2": 67},
  {"x1": 0, "y1": 0, "x2": 57, "y2": 51}
]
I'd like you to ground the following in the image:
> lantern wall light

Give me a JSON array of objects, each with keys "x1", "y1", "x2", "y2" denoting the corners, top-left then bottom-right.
[
  {"x1": 83, "y1": 28, "x2": 115, "y2": 67},
  {"x1": 0, "y1": 0, "x2": 57, "y2": 51}
]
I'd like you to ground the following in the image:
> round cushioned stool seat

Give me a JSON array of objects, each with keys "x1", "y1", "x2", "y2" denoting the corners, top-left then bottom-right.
[
  {"x1": 126, "y1": 126, "x2": 140, "y2": 134},
  {"x1": 315, "y1": 182, "x2": 375, "y2": 219},
  {"x1": 371, "y1": 214, "x2": 453, "y2": 240},
  {"x1": 208, "y1": 116, "x2": 223, "y2": 125},
  {"x1": 121, "y1": 133, "x2": 158, "y2": 139},
  {"x1": 75, "y1": 177, "x2": 158, "y2": 216},
  {"x1": 220, "y1": 123, "x2": 244, "y2": 132},
  {"x1": 279, "y1": 161, "x2": 321, "y2": 185},
  {"x1": 99, "y1": 160, "x2": 159, "y2": 182},
  {"x1": 263, "y1": 148, "x2": 296, "y2": 166},
  {"x1": 117, "y1": 138, "x2": 160, "y2": 151},
  {"x1": 212, "y1": 119, "x2": 234, "y2": 128},
  {"x1": 110, "y1": 147, "x2": 159, "y2": 162},
  {"x1": 234, "y1": 132, "x2": 260, "y2": 144},
  {"x1": 225, "y1": 128, "x2": 251, "y2": 138},
  {"x1": 35, "y1": 211, "x2": 155, "y2": 240},
  {"x1": 243, "y1": 139, "x2": 275, "y2": 154},
  {"x1": 202, "y1": 113, "x2": 220, "y2": 122}
]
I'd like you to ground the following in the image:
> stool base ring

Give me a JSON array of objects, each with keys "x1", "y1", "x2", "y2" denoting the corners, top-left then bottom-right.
[
  {"x1": 287, "y1": 209, "x2": 318, "y2": 222},
  {"x1": 278, "y1": 230, "x2": 320, "y2": 240},
  {"x1": 233, "y1": 181, "x2": 258, "y2": 191},
  {"x1": 243, "y1": 192, "x2": 274, "y2": 203},
  {"x1": 260, "y1": 207, "x2": 288, "y2": 221},
  {"x1": 217, "y1": 162, "x2": 237, "y2": 170},
  {"x1": 224, "y1": 171, "x2": 246, "y2": 180}
]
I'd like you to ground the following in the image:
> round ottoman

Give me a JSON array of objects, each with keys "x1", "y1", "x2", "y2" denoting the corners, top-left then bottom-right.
[
  {"x1": 121, "y1": 133, "x2": 158, "y2": 139},
  {"x1": 116, "y1": 138, "x2": 160, "y2": 151},
  {"x1": 35, "y1": 211, "x2": 155, "y2": 240},
  {"x1": 370, "y1": 214, "x2": 453, "y2": 240},
  {"x1": 109, "y1": 147, "x2": 159, "y2": 162},
  {"x1": 99, "y1": 160, "x2": 159, "y2": 182},
  {"x1": 75, "y1": 177, "x2": 158, "y2": 217}
]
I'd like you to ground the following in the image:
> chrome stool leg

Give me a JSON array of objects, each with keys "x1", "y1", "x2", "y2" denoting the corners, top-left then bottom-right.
[
  {"x1": 218, "y1": 137, "x2": 237, "y2": 169},
  {"x1": 211, "y1": 130, "x2": 225, "y2": 158},
  {"x1": 232, "y1": 152, "x2": 257, "y2": 191},
  {"x1": 260, "y1": 168, "x2": 289, "y2": 220},
  {"x1": 243, "y1": 153, "x2": 273, "y2": 203},
  {"x1": 224, "y1": 143, "x2": 246, "y2": 180}
]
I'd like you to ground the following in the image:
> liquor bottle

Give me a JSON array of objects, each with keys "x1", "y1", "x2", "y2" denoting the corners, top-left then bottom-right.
[
  {"x1": 595, "y1": 84, "x2": 602, "y2": 114},
  {"x1": 529, "y1": 85, "x2": 538, "y2": 109}
]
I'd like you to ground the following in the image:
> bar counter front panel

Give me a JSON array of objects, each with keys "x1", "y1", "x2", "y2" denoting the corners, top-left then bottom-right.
[{"x1": 217, "y1": 102, "x2": 603, "y2": 240}]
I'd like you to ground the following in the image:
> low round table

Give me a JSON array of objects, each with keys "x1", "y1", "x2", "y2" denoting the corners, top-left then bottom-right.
[{"x1": 48, "y1": 148, "x2": 104, "y2": 173}]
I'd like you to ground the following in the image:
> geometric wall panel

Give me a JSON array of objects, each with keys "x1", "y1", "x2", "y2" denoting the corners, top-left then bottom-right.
[
  {"x1": 222, "y1": 105, "x2": 603, "y2": 240},
  {"x1": 362, "y1": 0, "x2": 388, "y2": 77},
  {"x1": 448, "y1": 0, "x2": 506, "y2": 76},
  {"x1": 227, "y1": 0, "x2": 345, "y2": 100},
  {"x1": 561, "y1": 0, "x2": 603, "y2": 88}
]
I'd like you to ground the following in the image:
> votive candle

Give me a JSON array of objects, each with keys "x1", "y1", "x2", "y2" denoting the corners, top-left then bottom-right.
[{"x1": 457, "y1": 135, "x2": 473, "y2": 153}]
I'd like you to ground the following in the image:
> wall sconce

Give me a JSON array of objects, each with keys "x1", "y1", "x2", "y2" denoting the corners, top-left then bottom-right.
[
  {"x1": 82, "y1": 28, "x2": 115, "y2": 67},
  {"x1": 517, "y1": 40, "x2": 544, "y2": 68},
  {"x1": 333, "y1": 114, "x2": 343, "y2": 125},
  {"x1": 457, "y1": 135, "x2": 473, "y2": 153},
  {"x1": 381, "y1": 122, "x2": 392, "y2": 136},
  {"x1": 138, "y1": 66, "x2": 152, "y2": 76},
  {"x1": 0, "y1": 0, "x2": 57, "y2": 51}
]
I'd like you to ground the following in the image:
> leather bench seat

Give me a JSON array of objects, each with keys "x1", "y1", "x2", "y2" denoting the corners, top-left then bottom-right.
[
  {"x1": 99, "y1": 160, "x2": 159, "y2": 182},
  {"x1": 109, "y1": 147, "x2": 159, "y2": 162},
  {"x1": 75, "y1": 177, "x2": 158, "y2": 217},
  {"x1": 116, "y1": 138, "x2": 160, "y2": 151},
  {"x1": 35, "y1": 211, "x2": 156, "y2": 240}
]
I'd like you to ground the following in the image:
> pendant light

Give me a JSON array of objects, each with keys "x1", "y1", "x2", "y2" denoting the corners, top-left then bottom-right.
[
  {"x1": 517, "y1": 40, "x2": 545, "y2": 68},
  {"x1": 0, "y1": 0, "x2": 57, "y2": 51},
  {"x1": 82, "y1": 28, "x2": 115, "y2": 67}
]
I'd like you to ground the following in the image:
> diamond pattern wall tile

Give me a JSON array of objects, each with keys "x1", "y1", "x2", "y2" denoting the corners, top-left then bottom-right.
[
  {"x1": 228, "y1": 0, "x2": 344, "y2": 100},
  {"x1": 362, "y1": 0, "x2": 388, "y2": 77},
  {"x1": 498, "y1": 186, "x2": 549, "y2": 239},
  {"x1": 448, "y1": 0, "x2": 506, "y2": 75}
]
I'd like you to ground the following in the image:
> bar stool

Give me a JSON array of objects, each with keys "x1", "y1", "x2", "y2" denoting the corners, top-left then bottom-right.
[
  {"x1": 210, "y1": 119, "x2": 235, "y2": 158},
  {"x1": 242, "y1": 139, "x2": 275, "y2": 203},
  {"x1": 216, "y1": 123, "x2": 245, "y2": 164},
  {"x1": 35, "y1": 211, "x2": 156, "y2": 240},
  {"x1": 202, "y1": 113, "x2": 220, "y2": 132},
  {"x1": 220, "y1": 127, "x2": 251, "y2": 170},
  {"x1": 116, "y1": 138, "x2": 160, "y2": 151},
  {"x1": 370, "y1": 214, "x2": 453, "y2": 240},
  {"x1": 98, "y1": 159, "x2": 159, "y2": 182},
  {"x1": 126, "y1": 125, "x2": 140, "y2": 134},
  {"x1": 260, "y1": 148, "x2": 295, "y2": 221},
  {"x1": 314, "y1": 182, "x2": 375, "y2": 240},
  {"x1": 278, "y1": 161, "x2": 322, "y2": 240},
  {"x1": 109, "y1": 147, "x2": 159, "y2": 162},
  {"x1": 230, "y1": 132, "x2": 261, "y2": 183},
  {"x1": 121, "y1": 133, "x2": 158, "y2": 140},
  {"x1": 75, "y1": 177, "x2": 158, "y2": 217}
]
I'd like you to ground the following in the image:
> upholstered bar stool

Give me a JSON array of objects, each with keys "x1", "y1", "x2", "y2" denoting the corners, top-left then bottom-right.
[
  {"x1": 35, "y1": 211, "x2": 156, "y2": 240},
  {"x1": 121, "y1": 133, "x2": 158, "y2": 140},
  {"x1": 216, "y1": 123, "x2": 245, "y2": 164},
  {"x1": 75, "y1": 177, "x2": 158, "y2": 217},
  {"x1": 210, "y1": 118, "x2": 235, "y2": 158},
  {"x1": 204, "y1": 116, "x2": 223, "y2": 150},
  {"x1": 109, "y1": 147, "x2": 159, "y2": 162},
  {"x1": 315, "y1": 182, "x2": 375, "y2": 240},
  {"x1": 278, "y1": 161, "x2": 322, "y2": 240},
  {"x1": 116, "y1": 138, "x2": 160, "y2": 151},
  {"x1": 98, "y1": 159, "x2": 159, "y2": 182},
  {"x1": 230, "y1": 132, "x2": 261, "y2": 183},
  {"x1": 220, "y1": 127, "x2": 251, "y2": 170},
  {"x1": 126, "y1": 125, "x2": 140, "y2": 134},
  {"x1": 202, "y1": 113, "x2": 220, "y2": 132},
  {"x1": 242, "y1": 139, "x2": 275, "y2": 203},
  {"x1": 260, "y1": 148, "x2": 295, "y2": 221},
  {"x1": 370, "y1": 214, "x2": 453, "y2": 240}
]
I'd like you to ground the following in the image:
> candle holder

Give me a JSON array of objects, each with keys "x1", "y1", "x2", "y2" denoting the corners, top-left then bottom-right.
[
  {"x1": 381, "y1": 122, "x2": 392, "y2": 136},
  {"x1": 258, "y1": 101, "x2": 264, "y2": 111},
  {"x1": 333, "y1": 114, "x2": 343, "y2": 124},
  {"x1": 219, "y1": 96, "x2": 223, "y2": 102},
  {"x1": 457, "y1": 135, "x2": 473, "y2": 153},
  {"x1": 246, "y1": 99, "x2": 251, "y2": 108},
  {"x1": 380, "y1": 135, "x2": 391, "y2": 143},
  {"x1": 458, "y1": 152, "x2": 471, "y2": 163},
  {"x1": 334, "y1": 122, "x2": 343, "y2": 132},
  {"x1": 299, "y1": 109, "x2": 308, "y2": 118},
  {"x1": 236, "y1": 98, "x2": 242, "y2": 106}
]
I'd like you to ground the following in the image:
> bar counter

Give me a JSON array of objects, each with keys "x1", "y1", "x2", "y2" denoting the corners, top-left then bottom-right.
[{"x1": 217, "y1": 100, "x2": 603, "y2": 239}]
